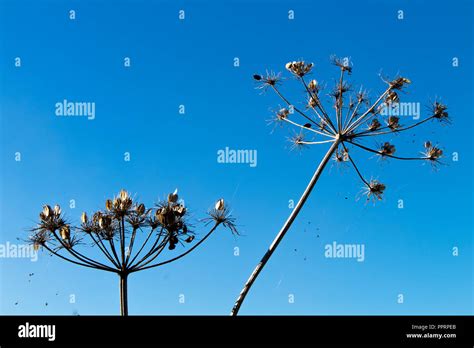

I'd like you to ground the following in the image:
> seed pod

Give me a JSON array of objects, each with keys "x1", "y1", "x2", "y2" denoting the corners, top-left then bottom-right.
[
  {"x1": 119, "y1": 189, "x2": 128, "y2": 201},
  {"x1": 53, "y1": 205, "x2": 61, "y2": 216},
  {"x1": 253, "y1": 74, "x2": 262, "y2": 81},
  {"x1": 81, "y1": 212, "x2": 88, "y2": 224},
  {"x1": 285, "y1": 62, "x2": 293, "y2": 71},
  {"x1": 136, "y1": 203, "x2": 145, "y2": 215},
  {"x1": 60, "y1": 225, "x2": 70, "y2": 240},
  {"x1": 185, "y1": 235, "x2": 195, "y2": 243},
  {"x1": 33, "y1": 243, "x2": 40, "y2": 251},
  {"x1": 155, "y1": 208, "x2": 166, "y2": 225},
  {"x1": 105, "y1": 199, "x2": 113, "y2": 211},
  {"x1": 424, "y1": 141, "x2": 431, "y2": 149},
  {"x1": 123, "y1": 197, "x2": 133, "y2": 210},
  {"x1": 308, "y1": 80, "x2": 318, "y2": 90},
  {"x1": 215, "y1": 199, "x2": 225, "y2": 211},
  {"x1": 174, "y1": 204, "x2": 186, "y2": 216},
  {"x1": 168, "y1": 189, "x2": 179, "y2": 203},
  {"x1": 42, "y1": 205, "x2": 52, "y2": 218},
  {"x1": 98, "y1": 217, "x2": 106, "y2": 229}
]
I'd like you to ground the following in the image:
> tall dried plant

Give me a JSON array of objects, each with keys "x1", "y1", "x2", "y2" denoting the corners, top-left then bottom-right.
[
  {"x1": 231, "y1": 56, "x2": 449, "y2": 315},
  {"x1": 29, "y1": 189, "x2": 237, "y2": 315}
]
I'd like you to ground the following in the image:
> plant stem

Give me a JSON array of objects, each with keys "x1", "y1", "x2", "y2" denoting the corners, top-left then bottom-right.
[
  {"x1": 120, "y1": 273, "x2": 128, "y2": 316},
  {"x1": 230, "y1": 140, "x2": 340, "y2": 315}
]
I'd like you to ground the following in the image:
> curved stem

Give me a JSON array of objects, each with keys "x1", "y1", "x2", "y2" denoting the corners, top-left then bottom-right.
[
  {"x1": 120, "y1": 217, "x2": 126, "y2": 270},
  {"x1": 108, "y1": 237, "x2": 122, "y2": 266},
  {"x1": 230, "y1": 140, "x2": 340, "y2": 315},
  {"x1": 126, "y1": 227, "x2": 156, "y2": 268},
  {"x1": 51, "y1": 231, "x2": 115, "y2": 271},
  {"x1": 125, "y1": 227, "x2": 138, "y2": 266},
  {"x1": 283, "y1": 118, "x2": 335, "y2": 138},
  {"x1": 89, "y1": 232, "x2": 120, "y2": 268},
  {"x1": 299, "y1": 77, "x2": 338, "y2": 134},
  {"x1": 346, "y1": 87, "x2": 391, "y2": 133},
  {"x1": 131, "y1": 223, "x2": 220, "y2": 273},
  {"x1": 354, "y1": 116, "x2": 434, "y2": 138},
  {"x1": 342, "y1": 142, "x2": 370, "y2": 187},
  {"x1": 271, "y1": 85, "x2": 330, "y2": 134},
  {"x1": 129, "y1": 227, "x2": 166, "y2": 270},
  {"x1": 43, "y1": 244, "x2": 116, "y2": 273},
  {"x1": 348, "y1": 140, "x2": 429, "y2": 161},
  {"x1": 129, "y1": 237, "x2": 168, "y2": 271}
]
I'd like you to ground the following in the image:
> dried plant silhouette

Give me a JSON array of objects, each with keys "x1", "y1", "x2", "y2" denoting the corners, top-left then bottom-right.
[
  {"x1": 29, "y1": 189, "x2": 237, "y2": 315},
  {"x1": 230, "y1": 56, "x2": 449, "y2": 315}
]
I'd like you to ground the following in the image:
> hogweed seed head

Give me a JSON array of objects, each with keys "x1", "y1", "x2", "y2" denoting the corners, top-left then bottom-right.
[
  {"x1": 285, "y1": 61, "x2": 313, "y2": 77},
  {"x1": 368, "y1": 119, "x2": 381, "y2": 131},
  {"x1": 380, "y1": 142, "x2": 396, "y2": 157},
  {"x1": 365, "y1": 180, "x2": 386, "y2": 202},
  {"x1": 387, "y1": 116, "x2": 401, "y2": 130}
]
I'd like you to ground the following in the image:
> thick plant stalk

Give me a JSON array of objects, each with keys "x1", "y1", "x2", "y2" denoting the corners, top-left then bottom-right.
[
  {"x1": 230, "y1": 140, "x2": 340, "y2": 315},
  {"x1": 120, "y1": 273, "x2": 128, "y2": 316}
]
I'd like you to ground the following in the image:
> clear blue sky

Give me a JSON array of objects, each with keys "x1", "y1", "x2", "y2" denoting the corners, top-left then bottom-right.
[{"x1": 0, "y1": 0, "x2": 472, "y2": 315}]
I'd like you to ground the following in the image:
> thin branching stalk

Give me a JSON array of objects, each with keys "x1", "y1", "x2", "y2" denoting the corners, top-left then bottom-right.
[
  {"x1": 29, "y1": 190, "x2": 237, "y2": 315},
  {"x1": 233, "y1": 57, "x2": 449, "y2": 315}
]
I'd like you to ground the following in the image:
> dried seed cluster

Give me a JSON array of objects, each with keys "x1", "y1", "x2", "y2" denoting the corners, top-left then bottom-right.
[{"x1": 253, "y1": 56, "x2": 450, "y2": 203}]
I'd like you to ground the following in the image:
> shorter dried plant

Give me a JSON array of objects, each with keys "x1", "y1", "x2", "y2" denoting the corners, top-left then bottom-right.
[
  {"x1": 231, "y1": 56, "x2": 450, "y2": 315},
  {"x1": 29, "y1": 189, "x2": 237, "y2": 315}
]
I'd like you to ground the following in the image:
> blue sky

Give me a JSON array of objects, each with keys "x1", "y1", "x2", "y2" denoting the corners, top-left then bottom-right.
[{"x1": 0, "y1": 0, "x2": 472, "y2": 315}]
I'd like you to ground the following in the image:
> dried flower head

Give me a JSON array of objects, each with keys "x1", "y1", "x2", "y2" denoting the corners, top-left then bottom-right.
[
  {"x1": 136, "y1": 203, "x2": 145, "y2": 215},
  {"x1": 387, "y1": 116, "x2": 401, "y2": 130},
  {"x1": 379, "y1": 142, "x2": 396, "y2": 157},
  {"x1": 331, "y1": 55, "x2": 352, "y2": 74},
  {"x1": 389, "y1": 77, "x2": 411, "y2": 90},
  {"x1": 205, "y1": 205, "x2": 238, "y2": 236},
  {"x1": 254, "y1": 71, "x2": 282, "y2": 91},
  {"x1": 333, "y1": 148, "x2": 349, "y2": 163},
  {"x1": 385, "y1": 91, "x2": 399, "y2": 105},
  {"x1": 431, "y1": 101, "x2": 450, "y2": 123},
  {"x1": 288, "y1": 132, "x2": 307, "y2": 151},
  {"x1": 422, "y1": 142, "x2": 443, "y2": 164},
  {"x1": 277, "y1": 108, "x2": 289, "y2": 120},
  {"x1": 285, "y1": 61, "x2": 313, "y2": 77},
  {"x1": 368, "y1": 118, "x2": 381, "y2": 131},
  {"x1": 364, "y1": 180, "x2": 386, "y2": 202}
]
